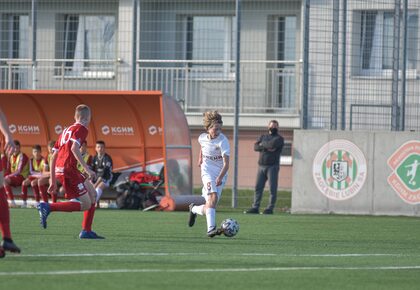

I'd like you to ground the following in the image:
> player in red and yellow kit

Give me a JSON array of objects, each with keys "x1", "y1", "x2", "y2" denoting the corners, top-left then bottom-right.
[
  {"x1": 4, "y1": 140, "x2": 29, "y2": 207},
  {"x1": 37, "y1": 141, "x2": 57, "y2": 203},
  {"x1": 0, "y1": 107, "x2": 21, "y2": 257},
  {"x1": 37, "y1": 104, "x2": 104, "y2": 239},
  {"x1": 21, "y1": 144, "x2": 48, "y2": 206}
]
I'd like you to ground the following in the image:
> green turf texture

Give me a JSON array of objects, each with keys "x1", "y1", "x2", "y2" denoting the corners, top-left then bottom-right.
[{"x1": 1, "y1": 207, "x2": 420, "y2": 290}]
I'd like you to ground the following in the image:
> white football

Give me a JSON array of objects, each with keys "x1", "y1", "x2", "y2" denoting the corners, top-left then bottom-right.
[{"x1": 220, "y1": 218, "x2": 239, "y2": 237}]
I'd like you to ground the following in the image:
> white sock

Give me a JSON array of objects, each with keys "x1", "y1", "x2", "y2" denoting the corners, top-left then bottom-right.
[
  {"x1": 205, "y1": 208, "x2": 216, "y2": 232},
  {"x1": 192, "y1": 204, "x2": 205, "y2": 215},
  {"x1": 95, "y1": 188, "x2": 103, "y2": 203}
]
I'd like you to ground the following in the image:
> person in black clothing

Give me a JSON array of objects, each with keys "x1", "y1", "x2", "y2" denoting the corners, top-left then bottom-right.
[
  {"x1": 92, "y1": 141, "x2": 113, "y2": 206},
  {"x1": 244, "y1": 120, "x2": 284, "y2": 215}
]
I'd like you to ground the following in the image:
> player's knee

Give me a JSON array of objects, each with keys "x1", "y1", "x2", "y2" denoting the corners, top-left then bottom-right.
[{"x1": 206, "y1": 197, "x2": 217, "y2": 208}]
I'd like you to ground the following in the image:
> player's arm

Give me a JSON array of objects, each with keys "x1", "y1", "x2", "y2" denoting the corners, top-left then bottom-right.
[
  {"x1": 216, "y1": 154, "x2": 230, "y2": 186},
  {"x1": 43, "y1": 160, "x2": 50, "y2": 173},
  {"x1": 48, "y1": 150, "x2": 58, "y2": 193},
  {"x1": 265, "y1": 136, "x2": 284, "y2": 152},
  {"x1": 29, "y1": 160, "x2": 40, "y2": 177},
  {"x1": 254, "y1": 135, "x2": 265, "y2": 152},
  {"x1": 103, "y1": 155, "x2": 113, "y2": 181},
  {"x1": 197, "y1": 148, "x2": 203, "y2": 167},
  {"x1": 0, "y1": 107, "x2": 15, "y2": 156},
  {"x1": 71, "y1": 141, "x2": 95, "y2": 180}
]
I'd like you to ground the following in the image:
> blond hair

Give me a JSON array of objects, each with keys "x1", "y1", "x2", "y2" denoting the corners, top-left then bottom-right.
[
  {"x1": 203, "y1": 111, "x2": 223, "y2": 131},
  {"x1": 75, "y1": 104, "x2": 91, "y2": 121}
]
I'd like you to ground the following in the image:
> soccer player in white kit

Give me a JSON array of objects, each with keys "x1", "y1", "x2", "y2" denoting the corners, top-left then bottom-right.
[{"x1": 188, "y1": 111, "x2": 230, "y2": 237}]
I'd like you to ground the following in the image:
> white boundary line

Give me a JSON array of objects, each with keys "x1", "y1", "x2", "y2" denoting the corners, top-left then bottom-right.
[
  {"x1": 11, "y1": 252, "x2": 413, "y2": 258},
  {"x1": 2, "y1": 266, "x2": 420, "y2": 276}
]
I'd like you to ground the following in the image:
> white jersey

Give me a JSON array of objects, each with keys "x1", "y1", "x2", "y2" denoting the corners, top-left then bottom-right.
[{"x1": 198, "y1": 132, "x2": 230, "y2": 180}]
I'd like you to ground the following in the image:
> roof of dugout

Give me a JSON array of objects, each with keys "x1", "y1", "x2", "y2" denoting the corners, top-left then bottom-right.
[{"x1": 0, "y1": 90, "x2": 198, "y2": 210}]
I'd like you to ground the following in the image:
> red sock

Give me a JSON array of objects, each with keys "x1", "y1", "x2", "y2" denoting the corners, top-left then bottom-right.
[
  {"x1": 21, "y1": 185, "x2": 28, "y2": 201},
  {"x1": 5, "y1": 185, "x2": 14, "y2": 201},
  {"x1": 39, "y1": 185, "x2": 49, "y2": 203},
  {"x1": 82, "y1": 203, "x2": 96, "y2": 232},
  {"x1": 0, "y1": 187, "x2": 12, "y2": 239},
  {"x1": 32, "y1": 185, "x2": 40, "y2": 202},
  {"x1": 52, "y1": 193, "x2": 58, "y2": 203},
  {"x1": 50, "y1": 201, "x2": 81, "y2": 212}
]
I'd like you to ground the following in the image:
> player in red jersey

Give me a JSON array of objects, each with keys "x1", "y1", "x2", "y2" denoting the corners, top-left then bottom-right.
[
  {"x1": 37, "y1": 140, "x2": 58, "y2": 203},
  {"x1": 4, "y1": 140, "x2": 29, "y2": 207},
  {"x1": 37, "y1": 104, "x2": 104, "y2": 239},
  {"x1": 21, "y1": 144, "x2": 47, "y2": 206},
  {"x1": 0, "y1": 107, "x2": 21, "y2": 258}
]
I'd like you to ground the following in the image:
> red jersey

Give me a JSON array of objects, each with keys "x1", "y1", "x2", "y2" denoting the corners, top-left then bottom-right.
[{"x1": 54, "y1": 122, "x2": 88, "y2": 176}]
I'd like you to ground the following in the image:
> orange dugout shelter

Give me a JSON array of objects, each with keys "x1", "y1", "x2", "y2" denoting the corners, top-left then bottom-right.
[{"x1": 0, "y1": 90, "x2": 201, "y2": 210}]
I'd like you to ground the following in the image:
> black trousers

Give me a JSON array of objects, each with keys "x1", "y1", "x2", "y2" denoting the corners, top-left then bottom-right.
[{"x1": 252, "y1": 165, "x2": 280, "y2": 210}]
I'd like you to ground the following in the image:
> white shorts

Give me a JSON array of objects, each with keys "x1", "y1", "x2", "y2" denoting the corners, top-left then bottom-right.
[{"x1": 201, "y1": 174, "x2": 226, "y2": 203}]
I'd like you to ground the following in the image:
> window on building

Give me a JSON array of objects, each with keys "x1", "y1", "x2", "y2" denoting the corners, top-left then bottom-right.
[
  {"x1": 358, "y1": 10, "x2": 418, "y2": 75},
  {"x1": 0, "y1": 14, "x2": 29, "y2": 89},
  {"x1": 184, "y1": 16, "x2": 236, "y2": 78},
  {"x1": 0, "y1": 14, "x2": 29, "y2": 59},
  {"x1": 280, "y1": 141, "x2": 293, "y2": 165},
  {"x1": 267, "y1": 15, "x2": 297, "y2": 110},
  {"x1": 57, "y1": 14, "x2": 116, "y2": 77}
]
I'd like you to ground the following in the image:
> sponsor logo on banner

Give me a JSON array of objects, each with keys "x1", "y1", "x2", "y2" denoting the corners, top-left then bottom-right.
[
  {"x1": 9, "y1": 124, "x2": 16, "y2": 134},
  {"x1": 148, "y1": 125, "x2": 162, "y2": 136},
  {"x1": 387, "y1": 140, "x2": 420, "y2": 204},
  {"x1": 313, "y1": 139, "x2": 367, "y2": 201},
  {"x1": 9, "y1": 124, "x2": 40, "y2": 135},
  {"x1": 102, "y1": 125, "x2": 110, "y2": 135},
  {"x1": 55, "y1": 125, "x2": 63, "y2": 135},
  {"x1": 101, "y1": 125, "x2": 134, "y2": 136}
]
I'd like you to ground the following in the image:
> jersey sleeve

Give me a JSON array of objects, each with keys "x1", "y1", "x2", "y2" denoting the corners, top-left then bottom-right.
[
  {"x1": 71, "y1": 126, "x2": 88, "y2": 147},
  {"x1": 220, "y1": 136, "x2": 230, "y2": 157},
  {"x1": 53, "y1": 138, "x2": 60, "y2": 151}
]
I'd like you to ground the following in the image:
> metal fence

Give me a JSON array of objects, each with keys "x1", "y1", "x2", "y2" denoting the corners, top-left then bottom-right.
[
  {"x1": 0, "y1": 0, "x2": 419, "y2": 131},
  {"x1": 304, "y1": 0, "x2": 420, "y2": 131}
]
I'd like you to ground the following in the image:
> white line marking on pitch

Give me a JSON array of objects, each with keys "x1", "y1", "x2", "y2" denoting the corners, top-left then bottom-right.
[
  {"x1": 12, "y1": 252, "x2": 410, "y2": 258},
  {"x1": 2, "y1": 266, "x2": 420, "y2": 276}
]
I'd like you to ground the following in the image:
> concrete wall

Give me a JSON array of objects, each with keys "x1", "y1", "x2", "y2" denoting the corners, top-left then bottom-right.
[{"x1": 292, "y1": 130, "x2": 420, "y2": 216}]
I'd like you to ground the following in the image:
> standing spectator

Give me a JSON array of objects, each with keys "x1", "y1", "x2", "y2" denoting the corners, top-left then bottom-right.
[
  {"x1": 244, "y1": 120, "x2": 284, "y2": 215},
  {"x1": 0, "y1": 107, "x2": 21, "y2": 257},
  {"x1": 21, "y1": 145, "x2": 47, "y2": 207},
  {"x1": 4, "y1": 140, "x2": 29, "y2": 208},
  {"x1": 91, "y1": 141, "x2": 113, "y2": 207},
  {"x1": 37, "y1": 104, "x2": 104, "y2": 239},
  {"x1": 188, "y1": 111, "x2": 230, "y2": 237}
]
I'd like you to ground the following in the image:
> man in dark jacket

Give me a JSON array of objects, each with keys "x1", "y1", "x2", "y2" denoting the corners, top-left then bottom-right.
[{"x1": 244, "y1": 120, "x2": 284, "y2": 214}]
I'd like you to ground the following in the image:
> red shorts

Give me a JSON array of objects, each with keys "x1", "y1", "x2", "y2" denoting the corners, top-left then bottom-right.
[
  {"x1": 6, "y1": 175, "x2": 25, "y2": 187},
  {"x1": 56, "y1": 171, "x2": 88, "y2": 199},
  {"x1": 27, "y1": 176, "x2": 40, "y2": 182}
]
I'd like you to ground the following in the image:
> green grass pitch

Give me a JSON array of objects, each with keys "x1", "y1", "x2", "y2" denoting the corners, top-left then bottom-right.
[{"x1": 1, "y1": 207, "x2": 420, "y2": 290}]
